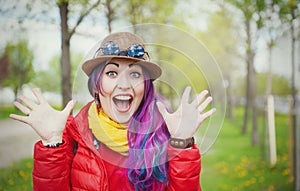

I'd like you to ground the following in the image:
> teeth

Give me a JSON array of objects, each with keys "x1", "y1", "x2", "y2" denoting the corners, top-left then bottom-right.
[{"x1": 114, "y1": 95, "x2": 131, "y2": 101}]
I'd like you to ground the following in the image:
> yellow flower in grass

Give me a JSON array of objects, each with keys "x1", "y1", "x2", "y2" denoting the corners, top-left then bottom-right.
[
  {"x1": 244, "y1": 177, "x2": 256, "y2": 187},
  {"x1": 244, "y1": 180, "x2": 250, "y2": 187},
  {"x1": 7, "y1": 178, "x2": 14, "y2": 185},
  {"x1": 250, "y1": 177, "x2": 256, "y2": 184},
  {"x1": 220, "y1": 184, "x2": 228, "y2": 190},
  {"x1": 241, "y1": 156, "x2": 250, "y2": 164},
  {"x1": 258, "y1": 176, "x2": 265, "y2": 183},
  {"x1": 19, "y1": 170, "x2": 29, "y2": 180},
  {"x1": 282, "y1": 168, "x2": 290, "y2": 176},
  {"x1": 26, "y1": 162, "x2": 32, "y2": 168},
  {"x1": 234, "y1": 164, "x2": 242, "y2": 172},
  {"x1": 214, "y1": 161, "x2": 229, "y2": 172},
  {"x1": 281, "y1": 154, "x2": 288, "y2": 161},
  {"x1": 288, "y1": 176, "x2": 294, "y2": 183},
  {"x1": 221, "y1": 167, "x2": 228, "y2": 174},
  {"x1": 237, "y1": 169, "x2": 248, "y2": 178},
  {"x1": 268, "y1": 184, "x2": 275, "y2": 191}
]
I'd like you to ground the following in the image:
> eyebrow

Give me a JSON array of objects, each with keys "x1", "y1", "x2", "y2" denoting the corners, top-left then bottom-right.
[
  {"x1": 106, "y1": 63, "x2": 119, "y2": 67},
  {"x1": 107, "y1": 62, "x2": 139, "y2": 68},
  {"x1": 129, "y1": 63, "x2": 140, "y2": 68}
]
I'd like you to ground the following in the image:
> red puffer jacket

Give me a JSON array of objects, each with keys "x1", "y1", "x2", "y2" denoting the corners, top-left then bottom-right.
[{"x1": 32, "y1": 103, "x2": 202, "y2": 191}]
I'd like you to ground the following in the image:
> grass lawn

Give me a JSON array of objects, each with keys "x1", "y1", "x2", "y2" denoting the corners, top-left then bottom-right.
[
  {"x1": 200, "y1": 108, "x2": 293, "y2": 191},
  {"x1": 0, "y1": 107, "x2": 293, "y2": 190},
  {"x1": 0, "y1": 158, "x2": 33, "y2": 191}
]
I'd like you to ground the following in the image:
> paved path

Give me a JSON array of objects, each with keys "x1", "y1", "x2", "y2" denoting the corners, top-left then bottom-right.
[{"x1": 0, "y1": 119, "x2": 39, "y2": 168}]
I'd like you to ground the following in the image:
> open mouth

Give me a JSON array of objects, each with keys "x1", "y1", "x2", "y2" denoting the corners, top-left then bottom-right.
[{"x1": 113, "y1": 95, "x2": 133, "y2": 112}]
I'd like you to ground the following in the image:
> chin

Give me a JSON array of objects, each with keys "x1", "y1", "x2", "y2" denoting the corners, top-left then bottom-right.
[{"x1": 111, "y1": 111, "x2": 132, "y2": 125}]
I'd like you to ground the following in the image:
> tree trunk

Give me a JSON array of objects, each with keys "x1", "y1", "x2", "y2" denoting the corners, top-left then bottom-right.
[
  {"x1": 106, "y1": 0, "x2": 113, "y2": 33},
  {"x1": 59, "y1": 1, "x2": 72, "y2": 107},
  {"x1": 226, "y1": 75, "x2": 234, "y2": 120},
  {"x1": 242, "y1": 20, "x2": 251, "y2": 135},
  {"x1": 265, "y1": 42, "x2": 277, "y2": 165},
  {"x1": 266, "y1": 44, "x2": 273, "y2": 96},
  {"x1": 251, "y1": 71, "x2": 258, "y2": 146},
  {"x1": 290, "y1": 10, "x2": 300, "y2": 191},
  {"x1": 248, "y1": 32, "x2": 258, "y2": 146},
  {"x1": 242, "y1": 19, "x2": 258, "y2": 145}
]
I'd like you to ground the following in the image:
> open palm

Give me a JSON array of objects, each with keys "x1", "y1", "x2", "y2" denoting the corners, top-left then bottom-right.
[
  {"x1": 9, "y1": 88, "x2": 76, "y2": 145},
  {"x1": 156, "y1": 87, "x2": 216, "y2": 139}
]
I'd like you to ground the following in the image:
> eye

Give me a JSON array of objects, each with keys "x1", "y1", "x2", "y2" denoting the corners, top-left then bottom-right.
[
  {"x1": 106, "y1": 71, "x2": 117, "y2": 78},
  {"x1": 130, "y1": 72, "x2": 141, "y2": 78}
]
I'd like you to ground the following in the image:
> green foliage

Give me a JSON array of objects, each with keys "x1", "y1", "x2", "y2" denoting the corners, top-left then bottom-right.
[
  {"x1": 233, "y1": 73, "x2": 292, "y2": 97},
  {"x1": 0, "y1": 40, "x2": 34, "y2": 97},
  {"x1": 32, "y1": 55, "x2": 61, "y2": 92},
  {"x1": 197, "y1": 6, "x2": 241, "y2": 76},
  {"x1": 32, "y1": 51, "x2": 83, "y2": 92},
  {"x1": 124, "y1": 0, "x2": 178, "y2": 25},
  {"x1": 256, "y1": 73, "x2": 292, "y2": 96},
  {"x1": 279, "y1": 0, "x2": 299, "y2": 19}
]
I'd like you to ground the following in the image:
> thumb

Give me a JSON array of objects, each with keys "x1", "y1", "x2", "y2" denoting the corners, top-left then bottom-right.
[
  {"x1": 63, "y1": 100, "x2": 77, "y2": 115},
  {"x1": 156, "y1": 101, "x2": 168, "y2": 118}
]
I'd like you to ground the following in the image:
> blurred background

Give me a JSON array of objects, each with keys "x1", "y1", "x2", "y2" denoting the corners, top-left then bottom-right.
[{"x1": 0, "y1": 0, "x2": 299, "y2": 190}]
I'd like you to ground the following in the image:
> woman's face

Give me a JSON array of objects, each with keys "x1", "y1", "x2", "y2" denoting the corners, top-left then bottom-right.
[{"x1": 99, "y1": 58, "x2": 145, "y2": 124}]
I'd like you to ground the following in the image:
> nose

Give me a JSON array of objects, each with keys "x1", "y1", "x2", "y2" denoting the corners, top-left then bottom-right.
[{"x1": 116, "y1": 72, "x2": 131, "y2": 90}]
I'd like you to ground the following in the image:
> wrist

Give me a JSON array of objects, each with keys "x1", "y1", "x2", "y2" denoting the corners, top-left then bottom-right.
[{"x1": 42, "y1": 134, "x2": 63, "y2": 146}]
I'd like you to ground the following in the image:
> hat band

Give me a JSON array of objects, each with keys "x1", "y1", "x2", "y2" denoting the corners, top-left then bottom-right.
[{"x1": 94, "y1": 41, "x2": 150, "y2": 61}]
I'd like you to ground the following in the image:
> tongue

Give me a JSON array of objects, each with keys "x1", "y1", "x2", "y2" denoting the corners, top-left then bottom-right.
[{"x1": 114, "y1": 99, "x2": 130, "y2": 111}]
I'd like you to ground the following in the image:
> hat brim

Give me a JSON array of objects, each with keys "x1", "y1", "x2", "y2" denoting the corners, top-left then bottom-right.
[{"x1": 82, "y1": 56, "x2": 162, "y2": 80}]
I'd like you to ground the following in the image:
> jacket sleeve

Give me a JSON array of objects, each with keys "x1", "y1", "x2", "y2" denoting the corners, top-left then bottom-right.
[
  {"x1": 167, "y1": 144, "x2": 202, "y2": 191},
  {"x1": 32, "y1": 116, "x2": 75, "y2": 191}
]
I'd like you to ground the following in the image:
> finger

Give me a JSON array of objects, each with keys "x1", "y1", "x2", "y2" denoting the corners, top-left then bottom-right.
[
  {"x1": 62, "y1": 100, "x2": 77, "y2": 115},
  {"x1": 156, "y1": 101, "x2": 168, "y2": 118},
  {"x1": 9, "y1": 114, "x2": 30, "y2": 124},
  {"x1": 199, "y1": 108, "x2": 216, "y2": 124},
  {"x1": 32, "y1": 88, "x2": 47, "y2": 104},
  {"x1": 198, "y1": 96, "x2": 213, "y2": 113},
  {"x1": 13, "y1": 101, "x2": 31, "y2": 115},
  {"x1": 18, "y1": 95, "x2": 37, "y2": 109},
  {"x1": 181, "y1": 86, "x2": 192, "y2": 104},
  {"x1": 191, "y1": 90, "x2": 209, "y2": 106}
]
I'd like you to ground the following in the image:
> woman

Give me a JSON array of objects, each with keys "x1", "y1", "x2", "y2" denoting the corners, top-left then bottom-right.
[{"x1": 10, "y1": 32, "x2": 216, "y2": 191}]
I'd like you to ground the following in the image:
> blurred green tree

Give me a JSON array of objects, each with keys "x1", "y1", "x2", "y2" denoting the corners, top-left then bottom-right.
[
  {"x1": 197, "y1": 5, "x2": 241, "y2": 119},
  {"x1": 102, "y1": 0, "x2": 119, "y2": 33},
  {"x1": 257, "y1": 73, "x2": 292, "y2": 96},
  {"x1": 32, "y1": 51, "x2": 83, "y2": 93},
  {"x1": 57, "y1": 0, "x2": 101, "y2": 107},
  {"x1": 0, "y1": 40, "x2": 34, "y2": 98},
  {"x1": 0, "y1": 0, "x2": 102, "y2": 107},
  {"x1": 226, "y1": 0, "x2": 267, "y2": 146},
  {"x1": 234, "y1": 73, "x2": 292, "y2": 96},
  {"x1": 277, "y1": 1, "x2": 300, "y2": 190}
]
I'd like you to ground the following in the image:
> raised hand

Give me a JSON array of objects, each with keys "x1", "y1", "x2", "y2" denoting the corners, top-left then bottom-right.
[
  {"x1": 9, "y1": 88, "x2": 76, "y2": 145},
  {"x1": 156, "y1": 86, "x2": 216, "y2": 139}
]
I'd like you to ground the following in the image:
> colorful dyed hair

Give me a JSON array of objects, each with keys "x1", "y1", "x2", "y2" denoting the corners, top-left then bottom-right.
[{"x1": 88, "y1": 62, "x2": 170, "y2": 190}]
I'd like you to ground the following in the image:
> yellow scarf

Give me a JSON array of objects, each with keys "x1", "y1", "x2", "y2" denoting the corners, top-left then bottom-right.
[{"x1": 88, "y1": 102, "x2": 129, "y2": 156}]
